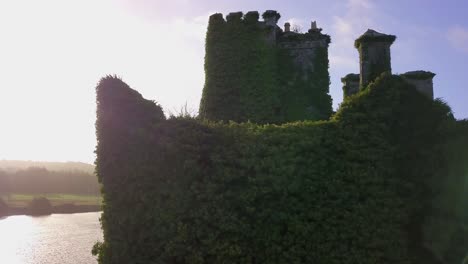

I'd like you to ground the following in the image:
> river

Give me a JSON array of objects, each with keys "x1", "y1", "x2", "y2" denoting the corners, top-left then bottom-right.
[{"x1": 0, "y1": 212, "x2": 103, "y2": 264}]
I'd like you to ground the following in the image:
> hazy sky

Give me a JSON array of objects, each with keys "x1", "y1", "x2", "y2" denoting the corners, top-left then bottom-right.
[{"x1": 1, "y1": 0, "x2": 467, "y2": 163}]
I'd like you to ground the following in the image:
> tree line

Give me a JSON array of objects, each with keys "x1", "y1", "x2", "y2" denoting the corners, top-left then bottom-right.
[{"x1": 0, "y1": 167, "x2": 100, "y2": 195}]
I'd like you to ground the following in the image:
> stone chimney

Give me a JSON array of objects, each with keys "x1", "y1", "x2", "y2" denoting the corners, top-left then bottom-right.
[
  {"x1": 355, "y1": 29, "x2": 396, "y2": 88},
  {"x1": 311, "y1": 21, "x2": 317, "y2": 30},
  {"x1": 284, "y1": 22, "x2": 291, "y2": 32},
  {"x1": 400, "y1": 71, "x2": 436, "y2": 99},
  {"x1": 341, "y1": 74, "x2": 360, "y2": 98}
]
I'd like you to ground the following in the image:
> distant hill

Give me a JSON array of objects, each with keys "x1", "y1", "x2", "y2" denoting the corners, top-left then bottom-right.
[{"x1": 0, "y1": 160, "x2": 95, "y2": 174}]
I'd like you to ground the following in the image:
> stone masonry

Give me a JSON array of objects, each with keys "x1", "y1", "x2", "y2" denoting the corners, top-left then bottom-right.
[{"x1": 343, "y1": 29, "x2": 435, "y2": 99}]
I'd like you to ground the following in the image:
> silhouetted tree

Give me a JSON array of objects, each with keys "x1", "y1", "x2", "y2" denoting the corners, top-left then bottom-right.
[
  {"x1": 0, "y1": 197, "x2": 8, "y2": 216},
  {"x1": 29, "y1": 197, "x2": 52, "y2": 215},
  {"x1": 0, "y1": 169, "x2": 9, "y2": 194}
]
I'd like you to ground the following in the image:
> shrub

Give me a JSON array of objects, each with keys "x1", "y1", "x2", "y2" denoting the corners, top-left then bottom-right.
[
  {"x1": 29, "y1": 197, "x2": 52, "y2": 215},
  {"x1": 0, "y1": 197, "x2": 8, "y2": 216}
]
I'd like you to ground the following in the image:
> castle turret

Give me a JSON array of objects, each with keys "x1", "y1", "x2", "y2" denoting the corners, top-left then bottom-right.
[
  {"x1": 200, "y1": 10, "x2": 333, "y2": 123},
  {"x1": 310, "y1": 21, "x2": 318, "y2": 31},
  {"x1": 355, "y1": 29, "x2": 396, "y2": 88},
  {"x1": 262, "y1": 10, "x2": 280, "y2": 44},
  {"x1": 262, "y1": 10, "x2": 280, "y2": 27},
  {"x1": 400, "y1": 71, "x2": 436, "y2": 99}
]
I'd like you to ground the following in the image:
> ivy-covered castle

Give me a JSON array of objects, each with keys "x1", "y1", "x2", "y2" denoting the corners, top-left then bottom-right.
[
  {"x1": 94, "y1": 10, "x2": 468, "y2": 264},
  {"x1": 200, "y1": 10, "x2": 436, "y2": 124},
  {"x1": 199, "y1": 10, "x2": 332, "y2": 123}
]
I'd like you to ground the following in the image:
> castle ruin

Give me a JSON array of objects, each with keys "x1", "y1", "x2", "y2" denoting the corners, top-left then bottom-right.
[
  {"x1": 199, "y1": 10, "x2": 332, "y2": 123},
  {"x1": 94, "y1": 10, "x2": 468, "y2": 264},
  {"x1": 199, "y1": 10, "x2": 436, "y2": 125}
]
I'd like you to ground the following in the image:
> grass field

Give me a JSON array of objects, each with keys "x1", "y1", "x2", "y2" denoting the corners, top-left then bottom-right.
[{"x1": 1, "y1": 193, "x2": 102, "y2": 208}]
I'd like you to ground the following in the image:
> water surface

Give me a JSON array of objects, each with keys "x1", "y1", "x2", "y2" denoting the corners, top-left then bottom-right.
[{"x1": 0, "y1": 212, "x2": 103, "y2": 264}]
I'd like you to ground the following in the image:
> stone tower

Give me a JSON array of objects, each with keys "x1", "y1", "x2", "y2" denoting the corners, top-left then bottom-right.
[
  {"x1": 355, "y1": 29, "x2": 396, "y2": 88},
  {"x1": 199, "y1": 10, "x2": 333, "y2": 123}
]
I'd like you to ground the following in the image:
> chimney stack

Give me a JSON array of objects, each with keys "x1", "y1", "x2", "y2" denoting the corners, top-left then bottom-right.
[{"x1": 311, "y1": 21, "x2": 317, "y2": 30}]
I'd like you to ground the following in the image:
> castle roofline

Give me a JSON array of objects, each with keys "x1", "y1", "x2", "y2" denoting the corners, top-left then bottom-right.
[
  {"x1": 400, "y1": 71, "x2": 436, "y2": 80},
  {"x1": 209, "y1": 10, "x2": 281, "y2": 25},
  {"x1": 354, "y1": 29, "x2": 396, "y2": 49},
  {"x1": 278, "y1": 29, "x2": 331, "y2": 44}
]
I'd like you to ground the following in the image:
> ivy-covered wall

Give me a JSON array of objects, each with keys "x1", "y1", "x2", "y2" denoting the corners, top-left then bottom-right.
[
  {"x1": 277, "y1": 40, "x2": 332, "y2": 121},
  {"x1": 199, "y1": 12, "x2": 282, "y2": 124},
  {"x1": 199, "y1": 11, "x2": 332, "y2": 123},
  {"x1": 95, "y1": 74, "x2": 468, "y2": 264}
]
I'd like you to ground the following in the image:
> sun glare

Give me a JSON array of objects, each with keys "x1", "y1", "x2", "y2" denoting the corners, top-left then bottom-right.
[{"x1": 0, "y1": 0, "x2": 206, "y2": 163}]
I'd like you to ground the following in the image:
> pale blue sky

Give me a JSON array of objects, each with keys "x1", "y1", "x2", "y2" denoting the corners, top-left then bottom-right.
[{"x1": 0, "y1": 0, "x2": 467, "y2": 163}]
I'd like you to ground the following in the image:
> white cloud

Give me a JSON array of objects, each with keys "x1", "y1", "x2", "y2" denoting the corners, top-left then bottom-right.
[
  {"x1": 326, "y1": 0, "x2": 383, "y2": 109},
  {"x1": 348, "y1": 0, "x2": 374, "y2": 10},
  {"x1": 284, "y1": 17, "x2": 306, "y2": 32},
  {"x1": 329, "y1": 55, "x2": 357, "y2": 69},
  {"x1": 328, "y1": 0, "x2": 379, "y2": 72},
  {"x1": 447, "y1": 26, "x2": 468, "y2": 53},
  {"x1": 332, "y1": 0, "x2": 377, "y2": 47},
  {"x1": 333, "y1": 16, "x2": 353, "y2": 35}
]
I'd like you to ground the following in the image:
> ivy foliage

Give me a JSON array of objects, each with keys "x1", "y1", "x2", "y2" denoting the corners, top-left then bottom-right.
[
  {"x1": 199, "y1": 12, "x2": 281, "y2": 124},
  {"x1": 341, "y1": 73, "x2": 359, "y2": 97},
  {"x1": 278, "y1": 47, "x2": 332, "y2": 120},
  {"x1": 358, "y1": 44, "x2": 393, "y2": 89},
  {"x1": 95, "y1": 74, "x2": 468, "y2": 264},
  {"x1": 199, "y1": 12, "x2": 332, "y2": 124}
]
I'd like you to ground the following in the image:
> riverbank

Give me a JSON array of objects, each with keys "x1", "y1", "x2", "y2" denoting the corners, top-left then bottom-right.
[
  {"x1": 1, "y1": 204, "x2": 101, "y2": 217},
  {"x1": 4, "y1": 204, "x2": 102, "y2": 217},
  {"x1": 0, "y1": 193, "x2": 102, "y2": 217}
]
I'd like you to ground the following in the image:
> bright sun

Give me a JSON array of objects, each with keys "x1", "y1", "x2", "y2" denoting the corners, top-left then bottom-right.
[{"x1": 0, "y1": 0, "x2": 206, "y2": 163}]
